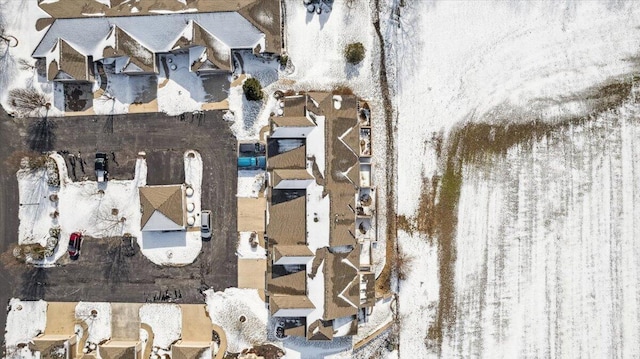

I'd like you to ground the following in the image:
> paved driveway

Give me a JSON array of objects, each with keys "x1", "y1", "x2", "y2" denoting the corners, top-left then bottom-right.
[{"x1": 0, "y1": 108, "x2": 238, "y2": 330}]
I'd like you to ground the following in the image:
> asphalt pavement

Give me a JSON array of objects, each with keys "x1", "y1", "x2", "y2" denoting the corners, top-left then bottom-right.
[{"x1": 0, "y1": 108, "x2": 238, "y2": 332}]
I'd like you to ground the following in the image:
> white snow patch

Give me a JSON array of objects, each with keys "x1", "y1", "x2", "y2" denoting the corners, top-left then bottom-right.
[
  {"x1": 75, "y1": 302, "x2": 112, "y2": 344},
  {"x1": 204, "y1": 288, "x2": 269, "y2": 353},
  {"x1": 237, "y1": 170, "x2": 265, "y2": 198},
  {"x1": 139, "y1": 304, "x2": 182, "y2": 349},
  {"x1": 4, "y1": 299, "x2": 47, "y2": 348},
  {"x1": 237, "y1": 232, "x2": 266, "y2": 259}
]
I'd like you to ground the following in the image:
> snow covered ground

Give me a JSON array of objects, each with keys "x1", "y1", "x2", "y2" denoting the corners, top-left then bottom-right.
[
  {"x1": 204, "y1": 288, "x2": 272, "y2": 354},
  {"x1": 391, "y1": 1, "x2": 640, "y2": 358},
  {"x1": 0, "y1": 0, "x2": 59, "y2": 115},
  {"x1": 237, "y1": 170, "x2": 265, "y2": 198},
  {"x1": 4, "y1": 299, "x2": 47, "y2": 350},
  {"x1": 139, "y1": 303, "x2": 182, "y2": 349},
  {"x1": 75, "y1": 302, "x2": 112, "y2": 344},
  {"x1": 236, "y1": 231, "x2": 266, "y2": 259}
]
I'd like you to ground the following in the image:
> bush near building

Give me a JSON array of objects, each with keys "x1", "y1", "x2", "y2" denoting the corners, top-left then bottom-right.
[{"x1": 243, "y1": 77, "x2": 264, "y2": 101}]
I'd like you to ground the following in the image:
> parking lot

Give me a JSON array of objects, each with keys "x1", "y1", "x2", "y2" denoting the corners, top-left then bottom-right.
[{"x1": 0, "y1": 108, "x2": 238, "y2": 329}]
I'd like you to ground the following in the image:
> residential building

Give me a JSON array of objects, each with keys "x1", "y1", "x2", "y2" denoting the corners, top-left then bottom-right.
[{"x1": 265, "y1": 92, "x2": 377, "y2": 340}]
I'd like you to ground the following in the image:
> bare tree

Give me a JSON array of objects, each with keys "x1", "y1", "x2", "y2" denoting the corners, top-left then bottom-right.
[
  {"x1": 8, "y1": 87, "x2": 50, "y2": 117},
  {"x1": 17, "y1": 58, "x2": 35, "y2": 71}
]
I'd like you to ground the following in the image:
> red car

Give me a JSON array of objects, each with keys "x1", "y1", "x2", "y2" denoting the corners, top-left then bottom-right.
[{"x1": 68, "y1": 232, "x2": 82, "y2": 259}]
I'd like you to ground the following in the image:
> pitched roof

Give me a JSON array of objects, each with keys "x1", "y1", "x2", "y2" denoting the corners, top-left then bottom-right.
[
  {"x1": 267, "y1": 269, "x2": 306, "y2": 297},
  {"x1": 323, "y1": 95, "x2": 360, "y2": 247},
  {"x1": 58, "y1": 39, "x2": 89, "y2": 80},
  {"x1": 30, "y1": 335, "x2": 71, "y2": 357},
  {"x1": 269, "y1": 295, "x2": 314, "y2": 315},
  {"x1": 307, "y1": 319, "x2": 333, "y2": 341},
  {"x1": 273, "y1": 245, "x2": 314, "y2": 261},
  {"x1": 323, "y1": 249, "x2": 360, "y2": 320},
  {"x1": 271, "y1": 169, "x2": 313, "y2": 187},
  {"x1": 237, "y1": 0, "x2": 282, "y2": 53},
  {"x1": 33, "y1": 13, "x2": 264, "y2": 60},
  {"x1": 272, "y1": 116, "x2": 315, "y2": 128},
  {"x1": 360, "y1": 272, "x2": 376, "y2": 308},
  {"x1": 267, "y1": 145, "x2": 306, "y2": 170},
  {"x1": 191, "y1": 21, "x2": 231, "y2": 72},
  {"x1": 139, "y1": 185, "x2": 186, "y2": 231},
  {"x1": 171, "y1": 341, "x2": 211, "y2": 359},
  {"x1": 103, "y1": 26, "x2": 155, "y2": 73},
  {"x1": 266, "y1": 196, "x2": 305, "y2": 246},
  {"x1": 340, "y1": 126, "x2": 360, "y2": 157},
  {"x1": 281, "y1": 96, "x2": 306, "y2": 117},
  {"x1": 99, "y1": 341, "x2": 139, "y2": 359}
]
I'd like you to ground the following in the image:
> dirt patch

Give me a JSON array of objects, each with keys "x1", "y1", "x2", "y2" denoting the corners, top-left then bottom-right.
[{"x1": 372, "y1": 0, "x2": 397, "y2": 299}]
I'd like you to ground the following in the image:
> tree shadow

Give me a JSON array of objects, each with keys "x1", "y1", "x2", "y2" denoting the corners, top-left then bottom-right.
[{"x1": 27, "y1": 116, "x2": 57, "y2": 152}]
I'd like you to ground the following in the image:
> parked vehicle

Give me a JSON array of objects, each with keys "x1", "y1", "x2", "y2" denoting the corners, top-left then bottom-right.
[
  {"x1": 201, "y1": 210, "x2": 212, "y2": 240},
  {"x1": 68, "y1": 232, "x2": 82, "y2": 259},
  {"x1": 95, "y1": 152, "x2": 108, "y2": 182},
  {"x1": 237, "y1": 156, "x2": 266, "y2": 169}
]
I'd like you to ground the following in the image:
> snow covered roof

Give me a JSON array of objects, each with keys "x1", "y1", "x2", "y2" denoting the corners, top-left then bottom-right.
[
  {"x1": 30, "y1": 335, "x2": 73, "y2": 356},
  {"x1": 139, "y1": 185, "x2": 186, "y2": 231},
  {"x1": 33, "y1": 12, "x2": 265, "y2": 59}
]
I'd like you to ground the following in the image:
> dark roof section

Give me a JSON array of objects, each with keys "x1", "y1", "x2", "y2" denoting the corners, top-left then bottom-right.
[
  {"x1": 274, "y1": 245, "x2": 314, "y2": 262},
  {"x1": 360, "y1": 272, "x2": 376, "y2": 308},
  {"x1": 323, "y1": 248, "x2": 360, "y2": 320},
  {"x1": 306, "y1": 319, "x2": 333, "y2": 341},
  {"x1": 324, "y1": 95, "x2": 359, "y2": 247},
  {"x1": 269, "y1": 295, "x2": 315, "y2": 316},
  {"x1": 58, "y1": 39, "x2": 89, "y2": 81},
  {"x1": 267, "y1": 144, "x2": 307, "y2": 170},
  {"x1": 139, "y1": 185, "x2": 186, "y2": 230},
  {"x1": 238, "y1": 0, "x2": 282, "y2": 53},
  {"x1": 266, "y1": 196, "x2": 306, "y2": 246},
  {"x1": 191, "y1": 21, "x2": 231, "y2": 72},
  {"x1": 267, "y1": 266, "x2": 307, "y2": 297},
  {"x1": 282, "y1": 95, "x2": 306, "y2": 117},
  {"x1": 103, "y1": 26, "x2": 155, "y2": 73}
]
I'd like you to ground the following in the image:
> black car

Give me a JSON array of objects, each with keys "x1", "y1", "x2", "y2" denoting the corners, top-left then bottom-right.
[{"x1": 95, "y1": 152, "x2": 108, "y2": 182}]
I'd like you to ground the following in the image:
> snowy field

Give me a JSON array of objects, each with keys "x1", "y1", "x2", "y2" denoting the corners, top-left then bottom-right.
[{"x1": 392, "y1": 1, "x2": 640, "y2": 358}]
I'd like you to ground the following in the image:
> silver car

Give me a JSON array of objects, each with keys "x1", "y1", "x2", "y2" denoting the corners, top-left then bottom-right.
[{"x1": 201, "y1": 210, "x2": 212, "y2": 239}]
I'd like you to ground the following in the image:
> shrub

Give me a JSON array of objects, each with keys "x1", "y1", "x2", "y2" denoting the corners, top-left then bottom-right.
[
  {"x1": 344, "y1": 42, "x2": 365, "y2": 64},
  {"x1": 279, "y1": 55, "x2": 289, "y2": 67},
  {"x1": 243, "y1": 77, "x2": 264, "y2": 101}
]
